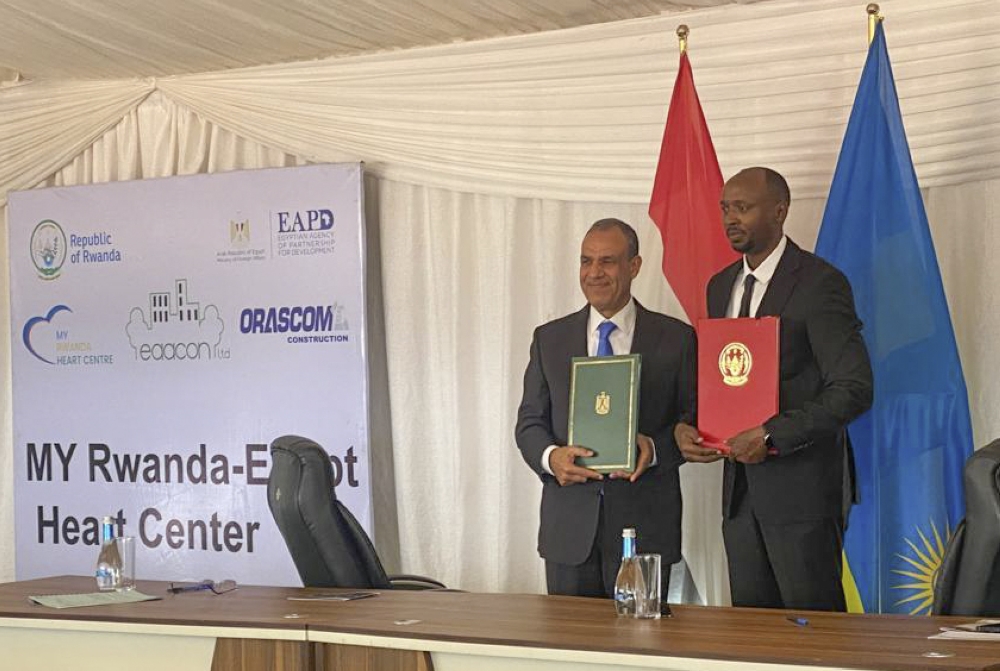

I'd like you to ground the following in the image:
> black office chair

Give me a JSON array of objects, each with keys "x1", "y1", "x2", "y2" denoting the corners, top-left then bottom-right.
[
  {"x1": 932, "y1": 439, "x2": 1000, "y2": 615},
  {"x1": 267, "y1": 435, "x2": 445, "y2": 589}
]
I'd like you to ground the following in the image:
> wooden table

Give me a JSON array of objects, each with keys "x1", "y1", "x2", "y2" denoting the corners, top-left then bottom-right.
[
  {"x1": 1, "y1": 576, "x2": 997, "y2": 671},
  {"x1": 0, "y1": 576, "x2": 310, "y2": 671}
]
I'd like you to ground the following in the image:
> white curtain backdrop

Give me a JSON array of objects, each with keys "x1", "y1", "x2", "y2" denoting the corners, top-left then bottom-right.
[{"x1": 1, "y1": 0, "x2": 998, "y2": 603}]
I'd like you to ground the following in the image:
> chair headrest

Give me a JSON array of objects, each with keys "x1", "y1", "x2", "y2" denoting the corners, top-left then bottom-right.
[{"x1": 270, "y1": 434, "x2": 339, "y2": 501}]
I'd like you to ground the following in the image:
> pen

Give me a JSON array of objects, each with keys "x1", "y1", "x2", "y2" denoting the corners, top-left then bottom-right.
[
  {"x1": 168, "y1": 582, "x2": 214, "y2": 594},
  {"x1": 786, "y1": 616, "x2": 809, "y2": 627}
]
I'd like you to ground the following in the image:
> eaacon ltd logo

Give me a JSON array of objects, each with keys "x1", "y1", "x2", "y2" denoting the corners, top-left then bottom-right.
[
  {"x1": 239, "y1": 304, "x2": 349, "y2": 344},
  {"x1": 274, "y1": 209, "x2": 335, "y2": 257},
  {"x1": 30, "y1": 220, "x2": 67, "y2": 280},
  {"x1": 125, "y1": 279, "x2": 230, "y2": 362},
  {"x1": 22, "y1": 305, "x2": 114, "y2": 367}
]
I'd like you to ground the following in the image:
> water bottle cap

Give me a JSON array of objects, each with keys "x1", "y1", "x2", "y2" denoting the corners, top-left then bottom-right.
[
  {"x1": 102, "y1": 516, "x2": 113, "y2": 524},
  {"x1": 622, "y1": 527, "x2": 636, "y2": 538}
]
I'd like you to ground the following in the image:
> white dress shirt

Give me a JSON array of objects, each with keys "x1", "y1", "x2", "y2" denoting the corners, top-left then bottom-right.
[{"x1": 727, "y1": 235, "x2": 788, "y2": 318}]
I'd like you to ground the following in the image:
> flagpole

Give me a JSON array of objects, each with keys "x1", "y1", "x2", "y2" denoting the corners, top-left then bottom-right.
[
  {"x1": 867, "y1": 4, "x2": 882, "y2": 45},
  {"x1": 676, "y1": 24, "x2": 689, "y2": 54}
]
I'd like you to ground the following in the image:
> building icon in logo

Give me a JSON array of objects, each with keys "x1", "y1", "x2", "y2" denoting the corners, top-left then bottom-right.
[
  {"x1": 150, "y1": 279, "x2": 201, "y2": 323},
  {"x1": 30, "y1": 220, "x2": 67, "y2": 280}
]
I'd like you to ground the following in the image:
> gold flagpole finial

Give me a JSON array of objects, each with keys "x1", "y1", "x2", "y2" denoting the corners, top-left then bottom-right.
[
  {"x1": 867, "y1": 4, "x2": 883, "y2": 45},
  {"x1": 676, "y1": 25, "x2": 689, "y2": 54}
]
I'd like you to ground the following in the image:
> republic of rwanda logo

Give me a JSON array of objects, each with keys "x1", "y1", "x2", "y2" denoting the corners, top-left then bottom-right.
[
  {"x1": 30, "y1": 219, "x2": 67, "y2": 280},
  {"x1": 892, "y1": 519, "x2": 952, "y2": 615}
]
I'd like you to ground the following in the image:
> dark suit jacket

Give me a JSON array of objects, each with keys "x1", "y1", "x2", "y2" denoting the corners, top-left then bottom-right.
[
  {"x1": 707, "y1": 240, "x2": 873, "y2": 522},
  {"x1": 515, "y1": 300, "x2": 696, "y2": 566}
]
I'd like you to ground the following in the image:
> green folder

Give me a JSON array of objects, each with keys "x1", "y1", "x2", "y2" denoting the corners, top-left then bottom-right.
[{"x1": 568, "y1": 354, "x2": 641, "y2": 473}]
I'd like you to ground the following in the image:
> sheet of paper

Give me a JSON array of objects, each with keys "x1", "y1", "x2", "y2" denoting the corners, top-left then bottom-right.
[
  {"x1": 29, "y1": 590, "x2": 162, "y2": 609},
  {"x1": 286, "y1": 591, "x2": 378, "y2": 601},
  {"x1": 929, "y1": 619, "x2": 1000, "y2": 641}
]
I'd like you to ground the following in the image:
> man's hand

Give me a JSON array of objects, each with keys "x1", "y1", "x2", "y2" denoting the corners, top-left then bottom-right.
[
  {"x1": 675, "y1": 422, "x2": 723, "y2": 463},
  {"x1": 549, "y1": 446, "x2": 604, "y2": 486},
  {"x1": 726, "y1": 426, "x2": 768, "y2": 464},
  {"x1": 609, "y1": 433, "x2": 654, "y2": 482}
]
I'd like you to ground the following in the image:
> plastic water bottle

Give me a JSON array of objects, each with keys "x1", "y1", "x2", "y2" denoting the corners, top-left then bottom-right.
[
  {"x1": 614, "y1": 527, "x2": 643, "y2": 616},
  {"x1": 95, "y1": 516, "x2": 122, "y2": 591}
]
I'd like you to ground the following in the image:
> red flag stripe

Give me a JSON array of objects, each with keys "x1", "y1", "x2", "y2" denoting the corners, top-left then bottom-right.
[{"x1": 648, "y1": 53, "x2": 737, "y2": 326}]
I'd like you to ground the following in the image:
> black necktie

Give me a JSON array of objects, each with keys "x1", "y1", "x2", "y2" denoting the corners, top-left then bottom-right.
[
  {"x1": 731, "y1": 274, "x2": 757, "y2": 500},
  {"x1": 738, "y1": 274, "x2": 756, "y2": 318}
]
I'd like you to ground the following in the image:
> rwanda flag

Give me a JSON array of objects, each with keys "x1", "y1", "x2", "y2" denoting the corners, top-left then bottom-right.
[{"x1": 815, "y1": 21, "x2": 973, "y2": 615}]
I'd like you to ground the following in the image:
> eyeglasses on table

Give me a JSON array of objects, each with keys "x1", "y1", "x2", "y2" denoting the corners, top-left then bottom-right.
[{"x1": 167, "y1": 579, "x2": 238, "y2": 595}]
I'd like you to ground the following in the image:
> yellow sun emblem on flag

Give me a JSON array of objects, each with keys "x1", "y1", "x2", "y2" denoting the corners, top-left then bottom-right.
[{"x1": 891, "y1": 520, "x2": 952, "y2": 615}]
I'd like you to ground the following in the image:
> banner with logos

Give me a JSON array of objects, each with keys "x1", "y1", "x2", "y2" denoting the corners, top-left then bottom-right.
[{"x1": 8, "y1": 164, "x2": 370, "y2": 586}]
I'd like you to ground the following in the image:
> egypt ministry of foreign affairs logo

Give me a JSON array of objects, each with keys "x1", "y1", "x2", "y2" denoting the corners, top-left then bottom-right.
[
  {"x1": 230, "y1": 219, "x2": 250, "y2": 245},
  {"x1": 719, "y1": 342, "x2": 752, "y2": 387},
  {"x1": 30, "y1": 220, "x2": 67, "y2": 280}
]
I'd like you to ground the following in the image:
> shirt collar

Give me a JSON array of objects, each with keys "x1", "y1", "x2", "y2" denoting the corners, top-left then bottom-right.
[
  {"x1": 588, "y1": 297, "x2": 636, "y2": 337},
  {"x1": 741, "y1": 235, "x2": 788, "y2": 284}
]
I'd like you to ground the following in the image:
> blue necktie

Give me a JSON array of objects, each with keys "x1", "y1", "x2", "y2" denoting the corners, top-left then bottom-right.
[{"x1": 596, "y1": 320, "x2": 617, "y2": 356}]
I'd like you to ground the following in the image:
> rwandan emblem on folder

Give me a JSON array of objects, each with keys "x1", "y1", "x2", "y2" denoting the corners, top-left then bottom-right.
[
  {"x1": 719, "y1": 342, "x2": 752, "y2": 387},
  {"x1": 595, "y1": 391, "x2": 611, "y2": 415}
]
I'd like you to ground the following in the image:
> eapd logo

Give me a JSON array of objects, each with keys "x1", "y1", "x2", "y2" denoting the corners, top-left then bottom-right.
[
  {"x1": 277, "y1": 209, "x2": 333, "y2": 233},
  {"x1": 274, "y1": 208, "x2": 335, "y2": 258}
]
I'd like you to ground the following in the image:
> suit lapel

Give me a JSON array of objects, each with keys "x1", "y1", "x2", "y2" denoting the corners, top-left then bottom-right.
[
  {"x1": 568, "y1": 305, "x2": 590, "y2": 357},
  {"x1": 630, "y1": 301, "x2": 652, "y2": 354},
  {"x1": 709, "y1": 263, "x2": 742, "y2": 318},
  {"x1": 756, "y1": 239, "x2": 803, "y2": 317}
]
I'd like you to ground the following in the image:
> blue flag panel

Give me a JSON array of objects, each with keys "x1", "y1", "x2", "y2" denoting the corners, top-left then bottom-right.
[{"x1": 815, "y1": 22, "x2": 973, "y2": 615}]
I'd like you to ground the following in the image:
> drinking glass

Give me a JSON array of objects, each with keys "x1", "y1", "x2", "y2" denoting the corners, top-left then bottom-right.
[
  {"x1": 633, "y1": 553, "x2": 661, "y2": 619},
  {"x1": 115, "y1": 537, "x2": 136, "y2": 591}
]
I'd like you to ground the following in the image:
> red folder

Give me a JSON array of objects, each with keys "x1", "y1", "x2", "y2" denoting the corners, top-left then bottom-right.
[{"x1": 697, "y1": 317, "x2": 779, "y2": 453}]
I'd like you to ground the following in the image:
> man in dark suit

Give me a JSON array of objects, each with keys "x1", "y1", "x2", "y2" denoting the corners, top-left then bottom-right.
[
  {"x1": 675, "y1": 167, "x2": 873, "y2": 611},
  {"x1": 516, "y1": 218, "x2": 696, "y2": 598}
]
